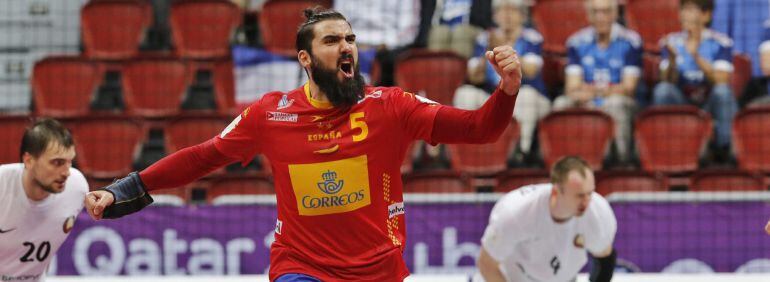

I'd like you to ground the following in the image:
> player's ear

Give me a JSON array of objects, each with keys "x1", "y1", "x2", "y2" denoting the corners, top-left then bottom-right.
[
  {"x1": 298, "y1": 50, "x2": 311, "y2": 69},
  {"x1": 22, "y1": 152, "x2": 33, "y2": 168}
]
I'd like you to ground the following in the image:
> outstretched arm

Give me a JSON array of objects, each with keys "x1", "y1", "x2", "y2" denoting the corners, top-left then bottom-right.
[
  {"x1": 431, "y1": 46, "x2": 522, "y2": 144},
  {"x1": 478, "y1": 247, "x2": 507, "y2": 282},
  {"x1": 84, "y1": 138, "x2": 237, "y2": 220}
]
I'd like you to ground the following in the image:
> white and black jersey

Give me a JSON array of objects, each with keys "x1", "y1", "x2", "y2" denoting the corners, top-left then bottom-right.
[
  {"x1": 481, "y1": 184, "x2": 617, "y2": 282},
  {"x1": 0, "y1": 164, "x2": 88, "y2": 282}
]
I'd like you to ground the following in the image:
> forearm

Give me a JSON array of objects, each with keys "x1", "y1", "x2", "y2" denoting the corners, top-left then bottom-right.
[
  {"x1": 565, "y1": 74, "x2": 584, "y2": 97},
  {"x1": 431, "y1": 87, "x2": 516, "y2": 144},
  {"x1": 693, "y1": 54, "x2": 716, "y2": 83},
  {"x1": 663, "y1": 55, "x2": 679, "y2": 83},
  {"x1": 618, "y1": 75, "x2": 639, "y2": 96},
  {"x1": 478, "y1": 249, "x2": 507, "y2": 282},
  {"x1": 139, "y1": 138, "x2": 237, "y2": 190}
]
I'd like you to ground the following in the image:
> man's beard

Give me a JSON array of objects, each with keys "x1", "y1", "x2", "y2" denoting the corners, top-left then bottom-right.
[
  {"x1": 35, "y1": 177, "x2": 62, "y2": 194},
  {"x1": 310, "y1": 54, "x2": 366, "y2": 108}
]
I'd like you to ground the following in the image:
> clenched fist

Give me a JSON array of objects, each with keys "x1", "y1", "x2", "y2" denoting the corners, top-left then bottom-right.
[
  {"x1": 485, "y1": 46, "x2": 522, "y2": 96},
  {"x1": 84, "y1": 190, "x2": 115, "y2": 220}
]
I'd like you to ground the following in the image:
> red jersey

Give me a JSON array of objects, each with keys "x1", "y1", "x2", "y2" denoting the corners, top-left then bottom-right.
[{"x1": 213, "y1": 84, "x2": 441, "y2": 281}]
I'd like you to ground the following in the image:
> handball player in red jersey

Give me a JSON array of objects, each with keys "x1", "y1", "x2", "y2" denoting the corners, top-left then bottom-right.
[{"x1": 84, "y1": 7, "x2": 522, "y2": 281}]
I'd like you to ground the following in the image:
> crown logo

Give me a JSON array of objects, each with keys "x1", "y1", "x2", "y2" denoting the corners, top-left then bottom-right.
[{"x1": 317, "y1": 170, "x2": 344, "y2": 194}]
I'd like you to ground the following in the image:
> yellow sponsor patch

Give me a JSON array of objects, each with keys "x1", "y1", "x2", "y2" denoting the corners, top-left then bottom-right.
[{"x1": 289, "y1": 155, "x2": 371, "y2": 216}]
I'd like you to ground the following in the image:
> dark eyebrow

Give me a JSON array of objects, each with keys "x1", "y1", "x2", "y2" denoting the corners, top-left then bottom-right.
[{"x1": 322, "y1": 34, "x2": 343, "y2": 41}]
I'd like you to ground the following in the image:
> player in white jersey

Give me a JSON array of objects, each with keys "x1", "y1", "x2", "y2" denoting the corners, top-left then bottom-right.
[
  {"x1": 478, "y1": 156, "x2": 617, "y2": 282},
  {"x1": 0, "y1": 118, "x2": 88, "y2": 282}
]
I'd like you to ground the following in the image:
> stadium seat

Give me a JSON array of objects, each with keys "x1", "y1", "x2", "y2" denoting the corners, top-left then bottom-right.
[
  {"x1": 625, "y1": 0, "x2": 679, "y2": 53},
  {"x1": 32, "y1": 56, "x2": 103, "y2": 117},
  {"x1": 595, "y1": 170, "x2": 669, "y2": 196},
  {"x1": 394, "y1": 49, "x2": 466, "y2": 106},
  {"x1": 81, "y1": 0, "x2": 152, "y2": 59},
  {"x1": 122, "y1": 56, "x2": 190, "y2": 117},
  {"x1": 731, "y1": 53, "x2": 752, "y2": 98},
  {"x1": 635, "y1": 106, "x2": 712, "y2": 174},
  {"x1": 260, "y1": 0, "x2": 333, "y2": 57},
  {"x1": 208, "y1": 174, "x2": 274, "y2": 204},
  {"x1": 532, "y1": 0, "x2": 588, "y2": 54},
  {"x1": 733, "y1": 106, "x2": 770, "y2": 172},
  {"x1": 186, "y1": 59, "x2": 237, "y2": 115},
  {"x1": 0, "y1": 116, "x2": 29, "y2": 164},
  {"x1": 542, "y1": 54, "x2": 567, "y2": 93},
  {"x1": 170, "y1": 0, "x2": 241, "y2": 58},
  {"x1": 402, "y1": 171, "x2": 473, "y2": 193},
  {"x1": 539, "y1": 109, "x2": 615, "y2": 170},
  {"x1": 447, "y1": 120, "x2": 519, "y2": 176},
  {"x1": 164, "y1": 115, "x2": 229, "y2": 153},
  {"x1": 690, "y1": 170, "x2": 766, "y2": 192},
  {"x1": 642, "y1": 53, "x2": 662, "y2": 89},
  {"x1": 494, "y1": 169, "x2": 550, "y2": 193},
  {"x1": 69, "y1": 116, "x2": 145, "y2": 178}
]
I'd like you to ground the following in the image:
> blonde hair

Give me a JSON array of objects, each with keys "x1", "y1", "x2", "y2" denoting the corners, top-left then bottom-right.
[{"x1": 550, "y1": 156, "x2": 592, "y2": 189}]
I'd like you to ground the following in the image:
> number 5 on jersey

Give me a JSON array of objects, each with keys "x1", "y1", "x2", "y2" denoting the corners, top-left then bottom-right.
[{"x1": 350, "y1": 112, "x2": 368, "y2": 142}]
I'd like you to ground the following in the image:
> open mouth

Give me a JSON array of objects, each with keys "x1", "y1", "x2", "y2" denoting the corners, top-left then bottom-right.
[{"x1": 339, "y1": 59, "x2": 354, "y2": 79}]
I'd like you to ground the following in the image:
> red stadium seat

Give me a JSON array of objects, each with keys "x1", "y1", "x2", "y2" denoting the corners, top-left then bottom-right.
[
  {"x1": 539, "y1": 109, "x2": 614, "y2": 170},
  {"x1": 170, "y1": 0, "x2": 241, "y2": 58},
  {"x1": 733, "y1": 106, "x2": 770, "y2": 172},
  {"x1": 164, "y1": 115, "x2": 229, "y2": 153},
  {"x1": 32, "y1": 56, "x2": 103, "y2": 117},
  {"x1": 635, "y1": 106, "x2": 712, "y2": 173},
  {"x1": 81, "y1": 0, "x2": 152, "y2": 59},
  {"x1": 447, "y1": 120, "x2": 519, "y2": 176},
  {"x1": 542, "y1": 54, "x2": 567, "y2": 92},
  {"x1": 122, "y1": 56, "x2": 190, "y2": 117},
  {"x1": 690, "y1": 170, "x2": 766, "y2": 192},
  {"x1": 208, "y1": 174, "x2": 274, "y2": 204},
  {"x1": 0, "y1": 116, "x2": 29, "y2": 164},
  {"x1": 403, "y1": 171, "x2": 473, "y2": 193},
  {"x1": 394, "y1": 49, "x2": 467, "y2": 106},
  {"x1": 213, "y1": 59, "x2": 237, "y2": 114},
  {"x1": 69, "y1": 117, "x2": 145, "y2": 178},
  {"x1": 532, "y1": 0, "x2": 588, "y2": 54},
  {"x1": 164, "y1": 115, "x2": 229, "y2": 181},
  {"x1": 187, "y1": 59, "x2": 237, "y2": 115},
  {"x1": 260, "y1": 0, "x2": 333, "y2": 57},
  {"x1": 494, "y1": 169, "x2": 550, "y2": 193},
  {"x1": 642, "y1": 53, "x2": 662, "y2": 89},
  {"x1": 625, "y1": 0, "x2": 679, "y2": 53},
  {"x1": 595, "y1": 170, "x2": 668, "y2": 196},
  {"x1": 731, "y1": 53, "x2": 752, "y2": 98}
]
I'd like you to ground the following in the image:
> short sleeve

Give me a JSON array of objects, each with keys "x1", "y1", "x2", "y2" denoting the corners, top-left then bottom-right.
[
  {"x1": 584, "y1": 193, "x2": 618, "y2": 255},
  {"x1": 387, "y1": 88, "x2": 442, "y2": 143},
  {"x1": 214, "y1": 103, "x2": 262, "y2": 165},
  {"x1": 761, "y1": 22, "x2": 770, "y2": 54},
  {"x1": 566, "y1": 43, "x2": 583, "y2": 77},
  {"x1": 481, "y1": 194, "x2": 526, "y2": 261},
  {"x1": 623, "y1": 42, "x2": 643, "y2": 77},
  {"x1": 713, "y1": 37, "x2": 734, "y2": 73}
]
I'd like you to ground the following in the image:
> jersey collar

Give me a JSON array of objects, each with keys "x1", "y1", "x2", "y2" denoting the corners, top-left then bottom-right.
[{"x1": 304, "y1": 83, "x2": 334, "y2": 110}]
